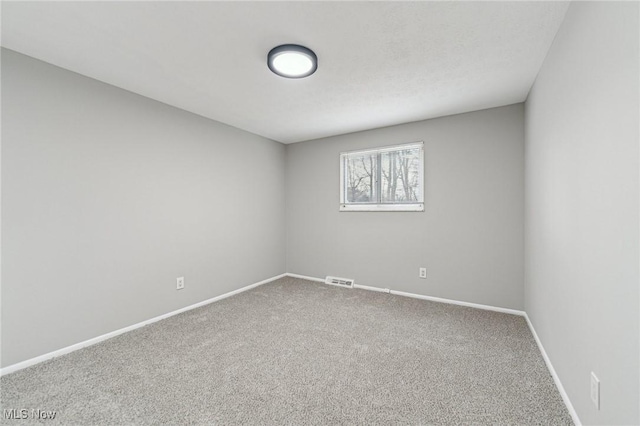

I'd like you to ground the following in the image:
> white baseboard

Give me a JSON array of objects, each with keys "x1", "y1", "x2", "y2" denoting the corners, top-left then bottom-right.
[
  {"x1": 286, "y1": 273, "x2": 525, "y2": 316},
  {"x1": 0, "y1": 273, "x2": 287, "y2": 377},
  {"x1": 354, "y1": 284, "x2": 389, "y2": 293},
  {"x1": 388, "y1": 288, "x2": 524, "y2": 316},
  {"x1": 524, "y1": 313, "x2": 581, "y2": 426},
  {"x1": 285, "y1": 273, "x2": 325, "y2": 283},
  {"x1": 2, "y1": 271, "x2": 580, "y2": 426}
]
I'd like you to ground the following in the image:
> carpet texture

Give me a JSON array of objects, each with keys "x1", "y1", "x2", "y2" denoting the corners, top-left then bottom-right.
[{"x1": 1, "y1": 277, "x2": 572, "y2": 425}]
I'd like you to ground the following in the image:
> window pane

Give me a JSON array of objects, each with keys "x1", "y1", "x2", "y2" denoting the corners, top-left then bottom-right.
[
  {"x1": 345, "y1": 153, "x2": 377, "y2": 203},
  {"x1": 381, "y1": 147, "x2": 421, "y2": 203}
]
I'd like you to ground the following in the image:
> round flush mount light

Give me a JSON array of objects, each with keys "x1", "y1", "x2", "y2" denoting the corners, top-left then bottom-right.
[{"x1": 267, "y1": 44, "x2": 317, "y2": 79}]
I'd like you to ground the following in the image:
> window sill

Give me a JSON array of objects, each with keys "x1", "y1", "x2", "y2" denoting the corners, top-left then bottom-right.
[{"x1": 339, "y1": 203, "x2": 424, "y2": 212}]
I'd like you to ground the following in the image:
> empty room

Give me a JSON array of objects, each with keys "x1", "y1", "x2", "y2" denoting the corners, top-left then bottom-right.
[{"x1": 1, "y1": 1, "x2": 638, "y2": 425}]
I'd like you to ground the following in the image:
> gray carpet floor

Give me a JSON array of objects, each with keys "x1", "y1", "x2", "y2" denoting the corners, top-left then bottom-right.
[{"x1": 1, "y1": 277, "x2": 572, "y2": 425}]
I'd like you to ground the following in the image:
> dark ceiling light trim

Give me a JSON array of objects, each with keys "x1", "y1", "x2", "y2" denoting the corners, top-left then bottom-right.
[{"x1": 267, "y1": 44, "x2": 318, "y2": 79}]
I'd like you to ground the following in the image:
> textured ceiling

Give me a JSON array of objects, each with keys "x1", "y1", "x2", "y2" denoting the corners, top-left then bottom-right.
[{"x1": 1, "y1": 1, "x2": 569, "y2": 144}]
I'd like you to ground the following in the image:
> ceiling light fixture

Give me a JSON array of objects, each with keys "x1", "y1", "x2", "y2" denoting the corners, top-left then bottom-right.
[{"x1": 267, "y1": 44, "x2": 317, "y2": 79}]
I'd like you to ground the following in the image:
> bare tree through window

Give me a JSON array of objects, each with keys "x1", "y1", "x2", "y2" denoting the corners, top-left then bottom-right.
[
  {"x1": 345, "y1": 153, "x2": 376, "y2": 203},
  {"x1": 341, "y1": 143, "x2": 423, "y2": 211},
  {"x1": 382, "y1": 148, "x2": 420, "y2": 202}
]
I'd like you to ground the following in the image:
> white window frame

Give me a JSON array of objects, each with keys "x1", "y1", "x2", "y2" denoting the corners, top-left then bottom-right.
[{"x1": 339, "y1": 141, "x2": 424, "y2": 212}]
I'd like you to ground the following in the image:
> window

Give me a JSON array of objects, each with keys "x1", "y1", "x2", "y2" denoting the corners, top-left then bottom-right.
[{"x1": 340, "y1": 142, "x2": 424, "y2": 211}]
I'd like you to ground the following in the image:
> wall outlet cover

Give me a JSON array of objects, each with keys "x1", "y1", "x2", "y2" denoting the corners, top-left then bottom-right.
[{"x1": 177, "y1": 277, "x2": 185, "y2": 290}]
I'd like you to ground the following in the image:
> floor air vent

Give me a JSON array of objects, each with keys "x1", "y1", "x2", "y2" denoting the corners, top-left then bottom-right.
[{"x1": 325, "y1": 276, "x2": 354, "y2": 288}]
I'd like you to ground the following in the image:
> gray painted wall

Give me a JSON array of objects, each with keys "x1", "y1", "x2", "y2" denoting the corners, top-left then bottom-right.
[
  {"x1": 286, "y1": 104, "x2": 524, "y2": 310},
  {"x1": 1, "y1": 49, "x2": 286, "y2": 367},
  {"x1": 524, "y1": 2, "x2": 639, "y2": 425}
]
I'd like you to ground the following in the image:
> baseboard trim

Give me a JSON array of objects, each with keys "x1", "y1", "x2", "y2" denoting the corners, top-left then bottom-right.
[
  {"x1": 0, "y1": 273, "x2": 287, "y2": 377},
  {"x1": 524, "y1": 313, "x2": 581, "y2": 425},
  {"x1": 388, "y1": 289, "x2": 524, "y2": 316},
  {"x1": 286, "y1": 273, "x2": 525, "y2": 316},
  {"x1": 285, "y1": 273, "x2": 325, "y2": 283},
  {"x1": 2, "y1": 271, "x2": 580, "y2": 426},
  {"x1": 354, "y1": 284, "x2": 389, "y2": 293}
]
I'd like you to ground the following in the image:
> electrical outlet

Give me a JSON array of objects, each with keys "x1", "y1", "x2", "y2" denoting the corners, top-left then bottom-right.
[
  {"x1": 176, "y1": 277, "x2": 185, "y2": 290},
  {"x1": 419, "y1": 268, "x2": 427, "y2": 279},
  {"x1": 590, "y1": 372, "x2": 600, "y2": 410}
]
